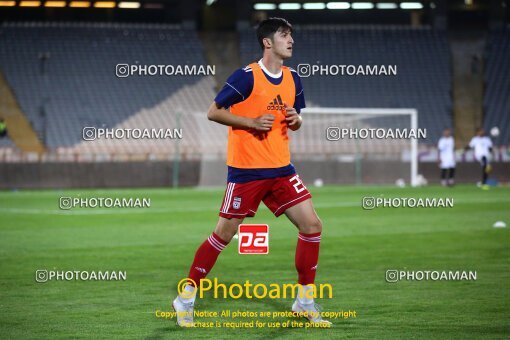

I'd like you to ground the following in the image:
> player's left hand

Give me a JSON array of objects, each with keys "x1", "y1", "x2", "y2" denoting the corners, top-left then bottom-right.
[{"x1": 283, "y1": 102, "x2": 302, "y2": 130}]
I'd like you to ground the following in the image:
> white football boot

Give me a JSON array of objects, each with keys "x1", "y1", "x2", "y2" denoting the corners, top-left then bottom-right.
[
  {"x1": 172, "y1": 296, "x2": 194, "y2": 327},
  {"x1": 292, "y1": 300, "x2": 332, "y2": 326}
]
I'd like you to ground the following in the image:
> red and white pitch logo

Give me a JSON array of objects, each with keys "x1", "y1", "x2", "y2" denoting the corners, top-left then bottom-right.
[{"x1": 238, "y1": 224, "x2": 269, "y2": 254}]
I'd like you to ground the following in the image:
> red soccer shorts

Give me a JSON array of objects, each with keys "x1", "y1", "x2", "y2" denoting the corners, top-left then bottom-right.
[{"x1": 219, "y1": 174, "x2": 312, "y2": 219}]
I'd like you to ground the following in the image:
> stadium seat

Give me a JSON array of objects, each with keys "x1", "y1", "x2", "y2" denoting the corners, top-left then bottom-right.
[{"x1": 239, "y1": 25, "x2": 452, "y2": 144}]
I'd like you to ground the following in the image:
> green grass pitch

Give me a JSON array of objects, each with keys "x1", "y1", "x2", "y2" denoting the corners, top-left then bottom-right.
[{"x1": 0, "y1": 185, "x2": 509, "y2": 339}]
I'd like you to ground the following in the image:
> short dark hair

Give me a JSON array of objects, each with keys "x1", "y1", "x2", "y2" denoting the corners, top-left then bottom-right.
[{"x1": 256, "y1": 17, "x2": 293, "y2": 50}]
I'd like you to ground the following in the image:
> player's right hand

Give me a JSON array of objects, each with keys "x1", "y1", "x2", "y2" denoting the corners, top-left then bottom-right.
[{"x1": 251, "y1": 114, "x2": 275, "y2": 131}]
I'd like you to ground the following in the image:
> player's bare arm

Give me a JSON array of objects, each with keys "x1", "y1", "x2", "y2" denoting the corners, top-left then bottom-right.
[{"x1": 207, "y1": 102, "x2": 275, "y2": 131}]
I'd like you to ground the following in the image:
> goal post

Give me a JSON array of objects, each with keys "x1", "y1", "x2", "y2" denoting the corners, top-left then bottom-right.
[{"x1": 298, "y1": 107, "x2": 419, "y2": 187}]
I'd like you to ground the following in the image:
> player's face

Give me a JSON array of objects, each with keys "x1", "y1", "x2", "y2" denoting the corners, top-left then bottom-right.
[{"x1": 271, "y1": 28, "x2": 294, "y2": 59}]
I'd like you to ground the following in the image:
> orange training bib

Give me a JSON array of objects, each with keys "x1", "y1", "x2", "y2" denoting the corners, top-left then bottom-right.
[{"x1": 227, "y1": 62, "x2": 295, "y2": 169}]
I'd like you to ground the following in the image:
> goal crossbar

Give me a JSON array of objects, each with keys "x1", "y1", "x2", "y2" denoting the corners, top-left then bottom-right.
[{"x1": 301, "y1": 107, "x2": 419, "y2": 187}]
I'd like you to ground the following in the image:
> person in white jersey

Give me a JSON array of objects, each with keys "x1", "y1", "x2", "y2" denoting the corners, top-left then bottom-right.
[
  {"x1": 465, "y1": 128, "x2": 493, "y2": 190},
  {"x1": 437, "y1": 128, "x2": 456, "y2": 187}
]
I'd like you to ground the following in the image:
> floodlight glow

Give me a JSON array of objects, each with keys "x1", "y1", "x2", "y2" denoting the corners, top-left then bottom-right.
[
  {"x1": 303, "y1": 2, "x2": 326, "y2": 10},
  {"x1": 19, "y1": 0, "x2": 41, "y2": 6},
  {"x1": 278, "y1": 3, "x2": 301, "y2": 10},
  {"x1": 400, "y1": 2, "x2": 423, "y2": 9},
  {"x1": 118, "y1": 1, "x2": 139, "y2": 8},
  {"x1": 45, "y1": 1, "x2": 66, "y2": 6},
  {"x1": 326, "y1": 2, "x2": 350, "y2": 9},
  {"x1": 376, "y1": 3, "x2": 398, "y2": 9},
  {"x1": 94, "y1": 1, "x2": 115, "y2": 7},
  {"x1": 69, "y1": 1, "x2": 90, "y2": 7},
  {"x1": 253, "y1": 3, "x2": 277, "y2": 10},
  {"x1": 351, "y1": 2, "x2": 374, "y2": 9}
]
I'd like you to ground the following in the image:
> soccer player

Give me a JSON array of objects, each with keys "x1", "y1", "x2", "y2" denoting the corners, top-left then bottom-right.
[
  {"x1": 465, "y1": 128, "x2": 493, "y2": 190},
  {"x1": 437, "y1": 128, "x2": 456, "y2": 187},
  {"x1": 172, "y1": 17, "x2": 330, "y2": 327}
]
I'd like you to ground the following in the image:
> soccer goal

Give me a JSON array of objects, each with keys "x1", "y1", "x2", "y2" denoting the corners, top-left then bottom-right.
[
  {"x1": 295, "y1": 107, "x2": 420, "y2": 187},
  {"x1": 196, "y1": 107, "x2": 420, "y2": 187}
]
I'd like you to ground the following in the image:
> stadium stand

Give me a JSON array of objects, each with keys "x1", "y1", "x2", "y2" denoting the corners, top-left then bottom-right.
[
  {"x1": 0, "y1": 23, "x2": 472, "y2": 158},
  {"x1": 0, "y1": 136, "x2": 13, "y2": 147},
  {"x1": 240, "y1": 25, "x2": 452, "y2": 144},
  {"x1": 0, "y1": 22, "x2": 216, "y2": 155},
  {"x1": 484, "y1": 26, "x2": 510, "y2": 145}
]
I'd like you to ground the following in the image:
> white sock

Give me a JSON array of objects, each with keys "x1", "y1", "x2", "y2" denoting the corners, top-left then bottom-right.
[
  {"x1": 297, "y1": 284, "x2": 314, "y2": 305},
  {"x1": 179, "y1": 284, "x2": 196, "y2": 304}
]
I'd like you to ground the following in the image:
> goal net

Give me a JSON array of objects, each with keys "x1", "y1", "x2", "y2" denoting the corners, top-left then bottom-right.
[
  {"x1": 197, "y1": 108, "x2": 419, "y2": 187},
  {"x1": 294, "y1": 107, "x2": 419, "y2": 186}
]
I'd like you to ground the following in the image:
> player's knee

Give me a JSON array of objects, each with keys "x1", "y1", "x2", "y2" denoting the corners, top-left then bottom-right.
[
  {"x1": 214, "y1": 219, "x2": 241, "y2": 242},
  {"x1": 299, "y1": 217, "x2": 322, "y2": 234},
  {"x1": 311, "y1": 217, "x2": 323, "y2": 233},
  {"x1": 214, "y1": 227, "x2": 235, "y2": 243}
]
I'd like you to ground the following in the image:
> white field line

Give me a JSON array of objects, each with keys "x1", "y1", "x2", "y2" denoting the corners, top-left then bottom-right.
[{"x1": 0, "y1": 198, "x2": 506, "y2": 215}]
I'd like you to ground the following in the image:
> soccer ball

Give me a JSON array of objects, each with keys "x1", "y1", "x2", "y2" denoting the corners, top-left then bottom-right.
[
  {"x1": 416, "y1": 174, "x2": 428, "y2": 186},
  {"x1": 313, "y1": 178, "x2": 324, "y2": 187},
  {"x1": 493, "y1": 221, "x2": 507, "y2": 228},
  {"x1": 490, "y1": 126, "x2": 500, "y2": 137},
  {"x1": 395, "y1": 178, "x2": 406, "y2": 188}
]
